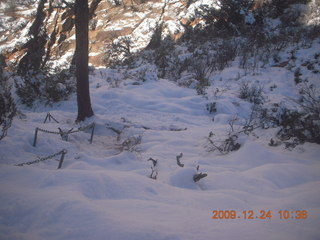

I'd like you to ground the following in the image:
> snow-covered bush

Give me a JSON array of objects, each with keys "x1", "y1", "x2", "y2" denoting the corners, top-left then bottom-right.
[
  {"x1": 238, "y1": 82, "x2": 265, "y2": 104},
  {"x1": 192, "y1": 61, "x2": 210, "y2": 95},
  {"x1": 204, "y1": 114, "x2": 257, "y2": 154},
  {"x1": 0, "y1": 59, "x2": 16, "y2": 141},
  {"x1": 120, "y1": 135, "x2": 142, "y2": 152},
  {"x1": 294, "y1": 68, "x2": 303, "y2": 84},
  {"x1": 15, "y1": 68, "x2": 75, "y2": 107},
  {"x1": 124, "y1": 64, "x2": 158, "y2": 83},
  {"x1": 259, "y1": 84, "x2": 320, "y2": 145},
  {"x1": 15, "y1": 72, "x2": 40, "y2": 107},
  {"x1": 206, "y1": 102, "x2": 217, "y2": 114},
  {"x1": 104, "y1": 36, "x2": 134, "y2": 68},
  {"x1": 289, "y1": 83, "x2": 320, "y2": 143},
  {"x1": 1, "y1": 0, "x2": 36, "y2": 10},
  {"x1": 153, "y1": 37, "x2": 177, "y2": 78},
  {"x1": 213, "y1": 39, "x2": 238, "y2": 71},
  {"x1": 108, "y1": 0, "x2": 122, "y2": 6},
  {"x1": 269, "y1": 0, "x2": 311, "y2": 18},
  {"x1": 277, "y1": 108, "x2": 320, "y2": 145},
  {"x1": 205, "y1": 130, "x2": 242, "y2": 154},
  {"x1": 197, "y1": 0, "x2": 255, "y2": 36},
  {"x1": 304, "y1": 0, "x2": 320, "y2": 25},
  {"x1": 3, "y1": 0, "x2": 16, "y2": 13},
  {"x1": 279, "y1": 4, "x2": 307, "y2": 26}
]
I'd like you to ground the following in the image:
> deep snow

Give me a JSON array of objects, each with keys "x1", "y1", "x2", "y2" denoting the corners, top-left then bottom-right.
[
  {"x1": 0, "y1": 0, "x2": 320, "y2": 238},
  {"x1": 1, "y1": 62, "x2": 320, "y2": 240}
]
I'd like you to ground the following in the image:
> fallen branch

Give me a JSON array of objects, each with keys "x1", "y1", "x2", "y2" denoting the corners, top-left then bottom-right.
[
  {"x1": 150, "y1": 167, "x2": 158, "y2": 180},
  {"x1": 176, "y1": 153, "x2": 184, "y2": 167},
  {"x1": 148, "y1": 157, "x2": 157, "y2": 167}
]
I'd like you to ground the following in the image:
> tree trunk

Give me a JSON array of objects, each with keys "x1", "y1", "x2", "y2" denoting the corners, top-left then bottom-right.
[
  {"x1": 75, "y1": 0, "x2": 93, "y2": 122},
  {"x1": 17, "y1": 0, "x2": 47, "y2": 75}
]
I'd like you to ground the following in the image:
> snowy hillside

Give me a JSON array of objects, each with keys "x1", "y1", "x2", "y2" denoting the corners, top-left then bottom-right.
[{"x1": 1, "y1": 0, "x2": 320, "y2": 240}]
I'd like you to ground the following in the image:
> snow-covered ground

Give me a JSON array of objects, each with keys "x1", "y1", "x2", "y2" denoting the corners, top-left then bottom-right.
[{"x1": 1, "y1": 53, "x2": 320, "y2": 240}]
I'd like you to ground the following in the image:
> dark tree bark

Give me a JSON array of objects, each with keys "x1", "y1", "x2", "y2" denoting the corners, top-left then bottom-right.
[
  {"x1": 17, "y1": 0, "x2": 47, "y2": 75},
  {"x1": 74, "y1": 0, "x2": 93, "y2": 122}
]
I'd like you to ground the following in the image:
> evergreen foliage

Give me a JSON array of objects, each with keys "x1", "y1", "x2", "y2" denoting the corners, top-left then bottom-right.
[{"x1": 0, "y1": 56, "x2": 16, "y2": 141}]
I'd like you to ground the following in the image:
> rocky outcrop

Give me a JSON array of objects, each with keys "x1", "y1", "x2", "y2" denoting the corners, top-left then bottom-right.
[{"x1": 0, "y1": 0, "x2": 202, "y2": 69}]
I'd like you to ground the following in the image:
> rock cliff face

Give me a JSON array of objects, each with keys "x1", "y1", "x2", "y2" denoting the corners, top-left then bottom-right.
[{"x1": 0, "y1": 0, "x2": 206, "y2": 69}]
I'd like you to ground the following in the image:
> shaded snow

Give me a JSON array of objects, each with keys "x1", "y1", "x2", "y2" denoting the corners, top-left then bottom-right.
[{"x1": 1, "y1": 62, "x2": 320, "y2": 240}]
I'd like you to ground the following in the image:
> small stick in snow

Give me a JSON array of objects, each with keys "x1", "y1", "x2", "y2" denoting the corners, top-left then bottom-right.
[
  {"x1": 150, "y1": 167, "x2": 158, "y2": 180},
  {"x1": 44, "y1": 112, "x2": 59, "y2": 124},
  {"x1": 176, "y1": 153, "x2": 184, "y2": 167},
  {"x1": 193, "y1": 173, "x2": 207, "y2": 182},
  {"x1": 148, "y1": 157, "x2": 157, "y2": 167}
]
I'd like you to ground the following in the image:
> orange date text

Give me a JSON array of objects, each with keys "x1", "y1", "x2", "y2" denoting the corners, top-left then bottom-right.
[{"x1": 211, "y1": 210, "x2": 308, "y2": 220}]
